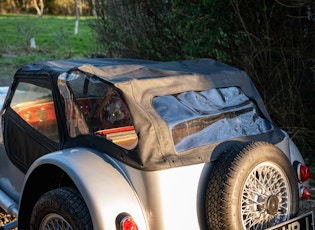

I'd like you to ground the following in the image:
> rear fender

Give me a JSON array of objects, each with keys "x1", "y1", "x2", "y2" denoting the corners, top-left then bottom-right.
[
  {"x1": 20, "y1": 147, "x2": 147, "y2": 230},
  {"x1": 275, "y1": 132, "x2": 309, "y2": 187}
]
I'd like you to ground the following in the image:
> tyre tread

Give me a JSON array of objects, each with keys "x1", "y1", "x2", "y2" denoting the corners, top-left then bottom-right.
[{"x1": 205, "y1": 141, "x2": 299, "y2": 230}]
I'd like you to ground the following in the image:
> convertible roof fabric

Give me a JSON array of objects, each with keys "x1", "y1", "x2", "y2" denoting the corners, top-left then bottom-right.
[{"x1": 16, "y1": 58, "x2": 285, "y2": 170}]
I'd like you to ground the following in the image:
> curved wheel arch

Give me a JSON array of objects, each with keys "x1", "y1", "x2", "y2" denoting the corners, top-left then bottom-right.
[{"x1": 19, "y1": 148, "x2": 148, "y2": 230}]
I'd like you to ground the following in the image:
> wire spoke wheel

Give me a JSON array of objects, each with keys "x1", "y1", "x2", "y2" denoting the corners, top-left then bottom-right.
[
  {"x1": 241, "y1": 162, "x2": 291, "y2": 229},
  {"x1": 40, "y1": 213, "x2": 73, "y2": 230},
  {"x1": 205, "y1": 142, "x2": 299, "y2": 230}
]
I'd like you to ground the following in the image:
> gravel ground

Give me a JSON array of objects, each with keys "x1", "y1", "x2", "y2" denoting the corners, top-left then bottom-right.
[{"x1": 0, "y1": 208, "x2": 16, "y2": 227}]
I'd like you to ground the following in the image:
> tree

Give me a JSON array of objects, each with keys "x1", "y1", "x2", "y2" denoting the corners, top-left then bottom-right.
[
  {"x1": 33, "y1": 0, "x2": 44, "y2": 16},
  {"x1": 74, "y1": 0, "x2": 81, "y2": 34}
]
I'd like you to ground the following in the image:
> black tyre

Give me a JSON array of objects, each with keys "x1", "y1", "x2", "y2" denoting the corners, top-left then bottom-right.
[
  {"x1": 30, "y1": 187, "x2": 93, "y2": 230},
  {"x1": 205, "y1": 142, "x2": 299, "y2": 230}
]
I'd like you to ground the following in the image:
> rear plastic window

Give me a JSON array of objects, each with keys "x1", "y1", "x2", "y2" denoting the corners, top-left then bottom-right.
[
  {"x1": 58, "y1": 71, "x2": 138, "y2": 150},
  {"x1": 152, "y1": 86, "x2": 273, "y2": 152}
]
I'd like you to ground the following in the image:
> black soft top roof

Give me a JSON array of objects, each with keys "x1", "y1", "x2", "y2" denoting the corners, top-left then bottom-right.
[
  {"x1": 17, "y1": 58, "x2": 161, "y2": 78},
  {"x1": 18, "y1": 57, "x2": 256, "y2": 85},
  {"x1": 16, "y1": 58, "x2": 284, "y2": 170}
]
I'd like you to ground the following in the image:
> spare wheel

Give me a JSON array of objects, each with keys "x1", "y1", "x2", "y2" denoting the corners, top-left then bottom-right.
[{"x1": 205, "y1": 142, "x2": 299, "y2": 230}]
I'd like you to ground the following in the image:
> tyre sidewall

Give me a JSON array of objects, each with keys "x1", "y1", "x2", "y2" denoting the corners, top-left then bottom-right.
[
  {"x1": 206, "y1": 142, "x2": 299, "y2": 230},
  {"x1": 30, "y1": 187, "x2": 92, "y2": 230},
  {"x1": 231, "y1": 144, "x2": 298, "y2": 228}
]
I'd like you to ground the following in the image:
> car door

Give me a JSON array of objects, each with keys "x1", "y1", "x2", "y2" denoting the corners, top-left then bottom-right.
[{"x1": 2, "y1": 75, "x2": 60, "y2": 173}]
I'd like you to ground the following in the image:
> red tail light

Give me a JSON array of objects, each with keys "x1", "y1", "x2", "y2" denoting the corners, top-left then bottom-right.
[
  {"x1": 117, "y1": 214, "x2": 138, "y2": 230},
  {"x1": 299, "y1": 186, "x2": 311, "y2": 200},
  {"x1": 294, "y1": 161, "x2": 311, "y2": 183}
]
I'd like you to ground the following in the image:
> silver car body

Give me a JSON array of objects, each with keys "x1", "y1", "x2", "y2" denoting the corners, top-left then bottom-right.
[
  {"x1": 0, "y1": 58, "x2": 308, "y2": 229},
  {"x1": 0, "y1": 135, "x2": 305, "y2": 229}
]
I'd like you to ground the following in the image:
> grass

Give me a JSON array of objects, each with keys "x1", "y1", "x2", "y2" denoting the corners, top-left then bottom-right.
[{"x1": 0, "y1": 14, "x2": 98, "y2": 85}]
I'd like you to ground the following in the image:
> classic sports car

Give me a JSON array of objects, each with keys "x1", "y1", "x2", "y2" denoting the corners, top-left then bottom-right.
[{"x1": 0, "y1": 58, "x2": 312, "y2": 230}]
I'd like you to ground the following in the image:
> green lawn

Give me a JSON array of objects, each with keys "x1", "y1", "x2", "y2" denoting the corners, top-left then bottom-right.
[{"x1": 0, "y1": 14, "x2": 97, "y2": 85}]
